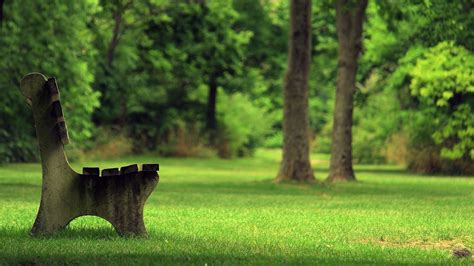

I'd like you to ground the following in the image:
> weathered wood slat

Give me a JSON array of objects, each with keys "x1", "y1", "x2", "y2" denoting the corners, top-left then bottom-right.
[
  {"x1": 83, "y1": 167, "x2": 100, "y2": 176},
  {"x1": 57, "y1": 121, "x2": 70, "y2": 145},
  {"x1": 45, "y1": 78, "x2": 60, "y2": 102},
  {"x1": 120, "y1": 164, "x2": 138, "y2": 174},
  {"x1": 102, "y1": 168, "x2": 119, "y2": 176},
  {"x1": 142, "y1": 164, "x2": 159, "y2": 172},
  {"x1": 51, "y1": 101, "x2": 63, "y2": 118}
]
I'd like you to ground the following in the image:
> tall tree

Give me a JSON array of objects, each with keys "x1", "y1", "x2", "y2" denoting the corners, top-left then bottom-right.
[
  {"x1": 200, "y1": 1, "x2": 246, "y2": 141},
  {"x1": 136, "y1": 1, "x2": 249, "y2": 152},
  {"x1": 328, "y1": 0, "x2": 367, "y2": 181},
  {"x1": 106, "y1": 0, "x2": 133, "y2": 68},
  {"x1": 92, "y1": 0, "x2": 153, "y2": 129},
  {"x1": 276, "y1": 0, "x2": 314, "y2": 183}
]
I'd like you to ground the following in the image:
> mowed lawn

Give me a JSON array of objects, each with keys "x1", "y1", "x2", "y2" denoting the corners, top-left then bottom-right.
[{"x1": 0, "y1": 149, "x2": 473, "y2": 265}]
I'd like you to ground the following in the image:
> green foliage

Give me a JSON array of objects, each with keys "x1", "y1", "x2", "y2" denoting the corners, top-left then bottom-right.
[
  {"x1": 119, "y1": 1, "x2": 252, "y2": 152},
  {"x1": 263, "y1": 132, "x2": 283, "y2": 149},
  {"x1": 0, "y1": 0, "x2": 100, "y2": 161},
  {"x1": 216, "y1": 92, "x2": 272, "y2": 158},
  {"x1": 353, "y1": 84, "x2": 402, "y2": 164},
  {"x1": 91, "y1": 0, "x2": 155, "y2": 126},
  {"x1": 411, "y1": 0, "x2": 474, "y2": 50},
  {"x1": 232, "y1": 0, "x2": 288, "y2": 143},
  {"x1": 235, "y1": 0, "x2": 339, "y2": 149},
  {"x1": 0, "y1": 0, "x2": 472, "y2": 171},
  {"x1": 349, "y1": 0, "x2": 474, "y2": 173},
  {"x1": 233, "y1": 0, "x2": 288, "y2": 109},
  {"x1": 410, "y1": 42, "x2": 473, "y2": 106},
  {"x1": 410, "y1": 42, "x2": 474, "y2": 159},
  {"x1": 309, "y1": 0, "x2": 338, "y2": 135}
]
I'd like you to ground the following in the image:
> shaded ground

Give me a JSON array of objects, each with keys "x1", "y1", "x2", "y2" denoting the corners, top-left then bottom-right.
[{"x1": 0, "y1": 149, "x2": 472, "y2": 264}]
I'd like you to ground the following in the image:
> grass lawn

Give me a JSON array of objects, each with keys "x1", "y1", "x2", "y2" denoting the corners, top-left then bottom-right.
[{"x1": 0, "y1": 149, "x2": 473, "y2": 265}]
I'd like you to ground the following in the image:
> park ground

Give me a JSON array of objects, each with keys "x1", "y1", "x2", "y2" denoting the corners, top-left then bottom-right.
[{"x1": 0, "y1": 149, "x2": 473, "y2": 265}]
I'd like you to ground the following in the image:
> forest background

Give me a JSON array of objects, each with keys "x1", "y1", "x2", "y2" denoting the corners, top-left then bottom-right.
[{"x1": 0, "y1": 0, "x2": 473, "y2": 175}]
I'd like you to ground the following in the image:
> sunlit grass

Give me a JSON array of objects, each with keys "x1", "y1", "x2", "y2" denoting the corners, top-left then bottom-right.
[{"x1": 0, "y1": 149, "x2": 473, "y2": 264}]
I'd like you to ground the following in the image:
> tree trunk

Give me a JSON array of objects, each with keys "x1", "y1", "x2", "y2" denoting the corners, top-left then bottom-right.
[
  {"x1": 206, "y1": 74, "x2": 218, "y2": 137},
  {"x1": 328, "y1": 0, "x2": 367, "y2": 182},
  {"x1": 105, "y1": 1, "x2": 132, "y2": 127},
  {"x1": 276, "y1": 0, "x2": 314, "y2": 183},
  {"x1": 107, "y1": 11, "x2": 123, "y2": 67}
]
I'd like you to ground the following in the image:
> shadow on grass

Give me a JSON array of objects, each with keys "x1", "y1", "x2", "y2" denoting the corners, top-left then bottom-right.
[
  {"x1": 0, "y1": 225, "x2": 459, "y2": 265},
  {"x1": 0, "y1": 226, "x2": 118, "y2": 240},
  {"x1": 0, "y1": 227, "x2": 434, "y2": 265},
  {"x1": 2, "y1": 177, "x2": 470, "y2": 207},
  {"x1": 3, "y1": 254, "x2": 384, "y2": 265},
  {"x1": 54, "y1": 227, "x2": 120, "y2": 240},
  {"x1": 354, "y1": 168, "x2": 408, "y2": 175},
  {"x1": 0, "y1": 182, "x2": 39, "y2": 188}
]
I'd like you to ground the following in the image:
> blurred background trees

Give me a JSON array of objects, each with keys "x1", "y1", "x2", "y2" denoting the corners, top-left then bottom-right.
[
  {"x1": 0, "y1": 0, "x2": 100, "y2": 161},
  {"x1": 0, "y1": 0, "x2": 472, "y2": 175}
]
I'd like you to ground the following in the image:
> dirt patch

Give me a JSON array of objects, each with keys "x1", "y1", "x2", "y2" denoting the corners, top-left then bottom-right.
[
  {"x1": 358, "y1": 238, "x2": 466, "y2": 250},
  {"x1": 310, "y1": 159, "x2": 328, "y2": 165}
]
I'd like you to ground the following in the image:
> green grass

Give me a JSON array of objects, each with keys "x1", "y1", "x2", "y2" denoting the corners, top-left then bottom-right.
[{"x1": 0, "y1": 149, "x2": 473, "y2": 265}]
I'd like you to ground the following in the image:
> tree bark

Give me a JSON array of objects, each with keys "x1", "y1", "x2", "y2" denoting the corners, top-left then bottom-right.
[
  {"x1": 107, "y1": 11, "x2": 123, "y2": 67},
  {"x1": 328, "y1": 0, "x2": 367, "y2": 182},
  {"x1": 105, "y1": 1, "x2": 132, "y2": 127},
  {"x1": 197, "y1": 0, "x2": 217, "y2": 141},
  {"x1": 106, "y1": 1, "x2": 132, "y2": 67},
  {"x1": 276, "y1": 0, "x2": 314, "y2": 183}
]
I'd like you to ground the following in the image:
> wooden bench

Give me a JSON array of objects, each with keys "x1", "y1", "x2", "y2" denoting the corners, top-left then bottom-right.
[{"x1": 20, "y1": 73, "x2": 159, "y2": 236}]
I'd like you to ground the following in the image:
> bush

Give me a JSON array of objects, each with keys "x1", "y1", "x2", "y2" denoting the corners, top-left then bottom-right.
[
  {"x1": 216, "y1": 92, "x2": 272, "y2": 158},
  {"x1": 313, "y1": 121, "x2": 332, "y2": 154},
  {"x1": 409, "y1": 41, "x2": 474, "y2": 160},
  {"x1": 263, "y1": 132, "x2": 283, "y2": 149},
  {"x1": 0, "y1": 129, "x2": 38, "y2": 163},
  {"x1": 407, "y1": 146, "x2": 474, "y2": 175},
  {"x1": 403, "y1": 109, "x2": 474, "y2": 175},
  {"x1": 352, "y1": 76, "x2": 402, "y2": 164}
]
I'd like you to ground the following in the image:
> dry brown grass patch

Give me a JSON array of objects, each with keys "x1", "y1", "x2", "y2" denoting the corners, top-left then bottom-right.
[{"x1": 358, "y1": 238, "x2": 467, "y2": 251}]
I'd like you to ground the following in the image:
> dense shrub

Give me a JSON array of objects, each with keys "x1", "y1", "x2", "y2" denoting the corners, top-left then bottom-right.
[
  {"x1": 313, "y1": 119, "x2": 332, "y2": 154},
  {"x1": 403, "y1": 108, "x2": 474, "y2": 175},
  {"x1": 0, "y1": 128, "x2": 38, "y2": 163},
  {"x1": 351, "y1": 70, "x2": 403, "y2": 164},
  {"x1": 409, "y1": 41, "x2": 474, "y2": 160},
  {"x1": 407, "y1": 145, "x2": 474, "y2": 175},
  {"x1": 348, "y1": 41, "x2": 474, "y2": 175},
  {"x1": 216, "y1": 92, "x2": 272, "y2": 158},
  {"x1": 263, "y1": 132, "x2": 283, "y2": 149}
]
